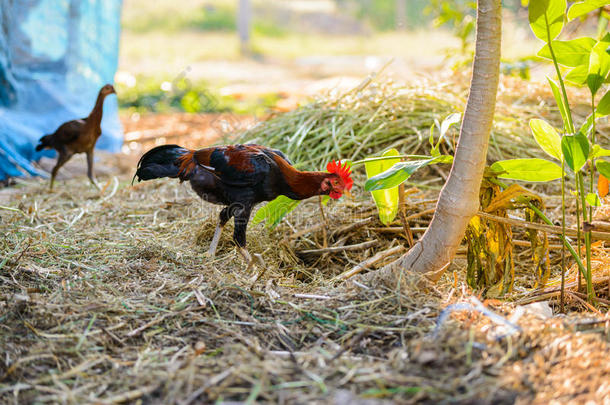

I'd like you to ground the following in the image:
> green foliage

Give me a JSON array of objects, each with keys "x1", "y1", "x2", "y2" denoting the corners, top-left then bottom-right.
[
  {"x1": 340, "y1": 0, "x2": 432, "y2": 31},
  {"x1": 591, "y1": 144, "x2": 610, "y2": 158},
  {"x1": 529, "y1": 118, "x2": 562, "y2": 160},
  {"x1": 561, "y1": 132, "x2": 590, "y2": 172},
  {"x1": 596, "y1": 160, "x2": 610, "y2": 178},
  {"x1": 567, "y1": 0, "x2": 609, "y2": 20},
  {"x1": 537, "y1": 38, "x2": 596, "y2": 67},
  {"x1": 597, "y1": 90, "x2": 610, "y2": 116},
  {"x1": 123, "y1": 5, "x2": 236, "y2": 33},
  {"x1": 365, "y1": 149, "x2": 401, "y2": 225},
  {"x1": 525, "y1": 0, "x2": 609, "y2": 302},
  {"x1": 585, "y1": 192, "x2": 602, "y2": 207},
  {"x1": 430, "y1": 112, "x2": 461, "y2": 157},
  {"x1": 587, "y1": 33, "x2": 610, "y2": 95},
  {"x1": 365, "y1": 157, "x2": 446, "y2": 191},
  {"x1": 425, "y1": 0, "x2": 476, "y2": 52},
  {"x1": 116, "y1": 76, "x2": 280, "y2": 115},
  {"x1": 528, "y1": 0, "x2": 566, "y2": 41},
  {"x1": 546, "y1": 77, "x2": 571, "y2": 128},
  {"x1": 251, "y1": 195, "x2": 301, "y2": 228},
  {"x1": 490, "y1": 159, "x2": 563, "y2": 182}
]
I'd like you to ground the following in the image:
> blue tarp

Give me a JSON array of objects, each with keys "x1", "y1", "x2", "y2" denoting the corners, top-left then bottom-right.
[{"x1": 0, "y1": 0, "x2": 123, "y2": 180}]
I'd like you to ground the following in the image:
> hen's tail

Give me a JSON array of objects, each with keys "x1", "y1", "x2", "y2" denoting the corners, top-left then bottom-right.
[
  {"x1": 35, "y1": 134, "x2": 53, "y2": 151},
  {"x1": 132, "y1": 144, "x2": 194, "y2": 184}
]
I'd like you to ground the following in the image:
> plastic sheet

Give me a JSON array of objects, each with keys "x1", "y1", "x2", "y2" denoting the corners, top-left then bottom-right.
[{"x1": 0, "y1": 0, "x2": 123, "y2": 180}]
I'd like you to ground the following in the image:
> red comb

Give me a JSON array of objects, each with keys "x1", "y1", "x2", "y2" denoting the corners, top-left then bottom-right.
[{"x1": 327, "y1": 160, "x2": 353, "y2": 190}]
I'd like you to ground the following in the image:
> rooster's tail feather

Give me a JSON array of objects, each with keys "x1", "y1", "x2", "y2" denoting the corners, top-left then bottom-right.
[{"x1": 133, "y1": 144, "x2": 193, "y2": 184}]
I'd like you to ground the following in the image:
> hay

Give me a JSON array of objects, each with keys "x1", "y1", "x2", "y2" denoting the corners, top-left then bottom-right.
[
  {"x1": 2, "y1": 74, "x2": 610, "y2": 403},
  {"x1": 237, "y1": 71, "x2": 610, "y2": 170},
  {"x1": 2, "y1": 165, "x2": 610, "y2": 403}
]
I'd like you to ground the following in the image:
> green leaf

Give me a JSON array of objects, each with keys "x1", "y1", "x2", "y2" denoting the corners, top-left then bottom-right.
[
  {"x1": 561, "y1": 132, "x2": 590, "y2": 172},
  {"x1": 537, "y1": 37, "x2": 596, "y2": 67},
  {"x1": 587, "y1": 33, "x2": 610, "y2": 95},
  {"x1": 567, "y1": 0, "x2": 608, "y2": 20},
  {"x1": 529, "y1": 118, "x2": 563, "y2": 160},
  {"x1": 591, "y1": 144, "x2": 610, "y2": 158},
  {"x1": 565, "y1": 64, "x2": 589, "y2": 86},
  {"x1": 490, "y1": 158, "x2": 563, "y2": 182},
  {"x1": 252, "y1": 195, "x2": 301, "y2": 228},
  {"x1": 596, "y1": 160, "x2": 610, "y2": 178},
  {"x1": 431, "y1": 113, "x2": 461, "y2": 157},
  {"x1": 440, "y1": 113, "x2": 461, "y2": 139},
  {"x1": 597, "y1": 90, "x2": 610, "y2": 116},
  {"x1": 546, "y1": 77, "x2": 571, "y2": 127},
  {"x1": 586, "y1": 192, "x2": 602, "y2": 207},
  {"x1": 365, "y1": 156, "x2": 452, "y2": 191},
  {"x1": 529, "y1": 0, "x2": 566, "y2": 41},
  {"x1": 365, "y1": 149, "x2": 401, "y2": 225},
  {"x1": 579, "y1": 113, "x2": 595, "y2": 137}
]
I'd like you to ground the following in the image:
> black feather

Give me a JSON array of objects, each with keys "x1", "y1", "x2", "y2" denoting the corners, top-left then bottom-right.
[{"x1": 132, "y1": 144, "x2": 189, "y2": 184}]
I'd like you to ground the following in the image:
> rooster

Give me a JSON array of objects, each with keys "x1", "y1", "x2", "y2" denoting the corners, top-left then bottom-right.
[
  {"x1": 36, "y1": 84, "x2": 116, "y2": 190},
  {"x1": 133, "y1": 144, "x2": 353, "y2": 269}
]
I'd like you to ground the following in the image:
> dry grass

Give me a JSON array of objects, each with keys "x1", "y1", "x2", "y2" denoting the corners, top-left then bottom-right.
[{"x1": 1, "y1": 165, "x2": 609, "y2": 403}]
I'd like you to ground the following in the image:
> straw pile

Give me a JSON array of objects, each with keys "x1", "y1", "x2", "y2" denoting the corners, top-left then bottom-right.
[{"x1": 237, "y1": 71, "x2": 610, "y2": 171}]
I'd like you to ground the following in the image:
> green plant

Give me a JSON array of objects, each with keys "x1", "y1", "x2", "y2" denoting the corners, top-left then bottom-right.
[
  {"x1": 491, "y1": 0, "x2": 610, "y2": 303},
  {"x1": 425, "y1": 0, "x2": 476, "y2": 54}
]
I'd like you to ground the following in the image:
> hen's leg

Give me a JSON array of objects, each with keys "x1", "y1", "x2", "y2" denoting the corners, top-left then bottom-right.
[
  {"x1": 86, "y1": 150, "x2": 100, "y2": 189},
  {"x1": 49, "y1": 150, "x2": 71, "y2": 191},
  {"x1": 207, "y1": 207, "x2": 231, "y2": 257}
]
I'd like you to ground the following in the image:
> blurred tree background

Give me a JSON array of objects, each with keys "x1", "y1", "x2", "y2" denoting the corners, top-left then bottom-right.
[{"x1": 117, "y1": 0, "x2": 541, "y2": 115}]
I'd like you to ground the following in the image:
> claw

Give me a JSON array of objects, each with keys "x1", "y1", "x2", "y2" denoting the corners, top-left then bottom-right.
[
  {"x1": 238, "y1": 247, "x2": 254, "y2": 272},
  {"x1": 249, "y1": 253, "x2": 268, "y2": 284}
]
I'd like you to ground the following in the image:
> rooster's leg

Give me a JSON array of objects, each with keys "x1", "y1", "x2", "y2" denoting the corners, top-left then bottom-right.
[
  {"x1": 233, "y1": 204, "x2": 257, "y2": 271},
  {"x1": 207, "y1": 207, "x2": 231, "y2": 257},
  {"x1": 86, "y1": 150, "x2": 100, "y2": 190},
  {"x1": 49, "y1": 150, "x2": 72, "y2": 191}
]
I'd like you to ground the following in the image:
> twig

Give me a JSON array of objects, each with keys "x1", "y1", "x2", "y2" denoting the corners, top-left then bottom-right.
[
  {"x1": 477, "y1": 211, "x2": 610, "y2": 241},
  {"x1": 297, "y1": 240, "x2": 378, "y2": 256},
  {"x1": 512, "y1": 239, "x2": 563, "y2": 249},
  {"x1": 285, "y1": 223, "x2": 325, "y2": 241},
  {"x1": 126, "y1": 305, "x2": 205, "y2": 337},
  {"x1": 332, "y1": 245, "x2": 405, "y2": 282},
  {"x1": 369, "y1": 227, "x2": 428, "y2": 233},
  {"x1": 404, "y1": 207, "x2": 435, "y2": 222},
  {"x1": 331, "y1": 217, "x2": 374, "y2": 237},
  {"x1": 101, "y1": 385, "x2": 158, "y2": 404},
  {"x1": 180, "y1": 368, "x2": 235, "y2": 405},
  {"x1": 567, "y1": 291, "x2": 603, "y2": 315},
  {"x1": 293, "y1": 293, "x2": 332, "y2": 300},
  {"x1": 318, "y1": 196, "x2": 328, "y2": 248},
  {"x1": 398, "y1": 184, "x2": 414, "y2": 247}
]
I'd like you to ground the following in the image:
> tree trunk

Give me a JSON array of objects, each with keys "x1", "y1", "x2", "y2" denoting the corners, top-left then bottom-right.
[
  {"x1": 395, "y1": 0, "x2": 407, "y2": 31},
  {"x1": 238, "y1": 0, "x2": 251, "y2": 56},
  {"x1": 362, "y1": 0, "x2": 502, "y2": 285}
]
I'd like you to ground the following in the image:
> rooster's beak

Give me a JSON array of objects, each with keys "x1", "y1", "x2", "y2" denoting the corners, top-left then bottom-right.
[{"x1": 343, "y1": 190, "x2": 353, "y2": 199}]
